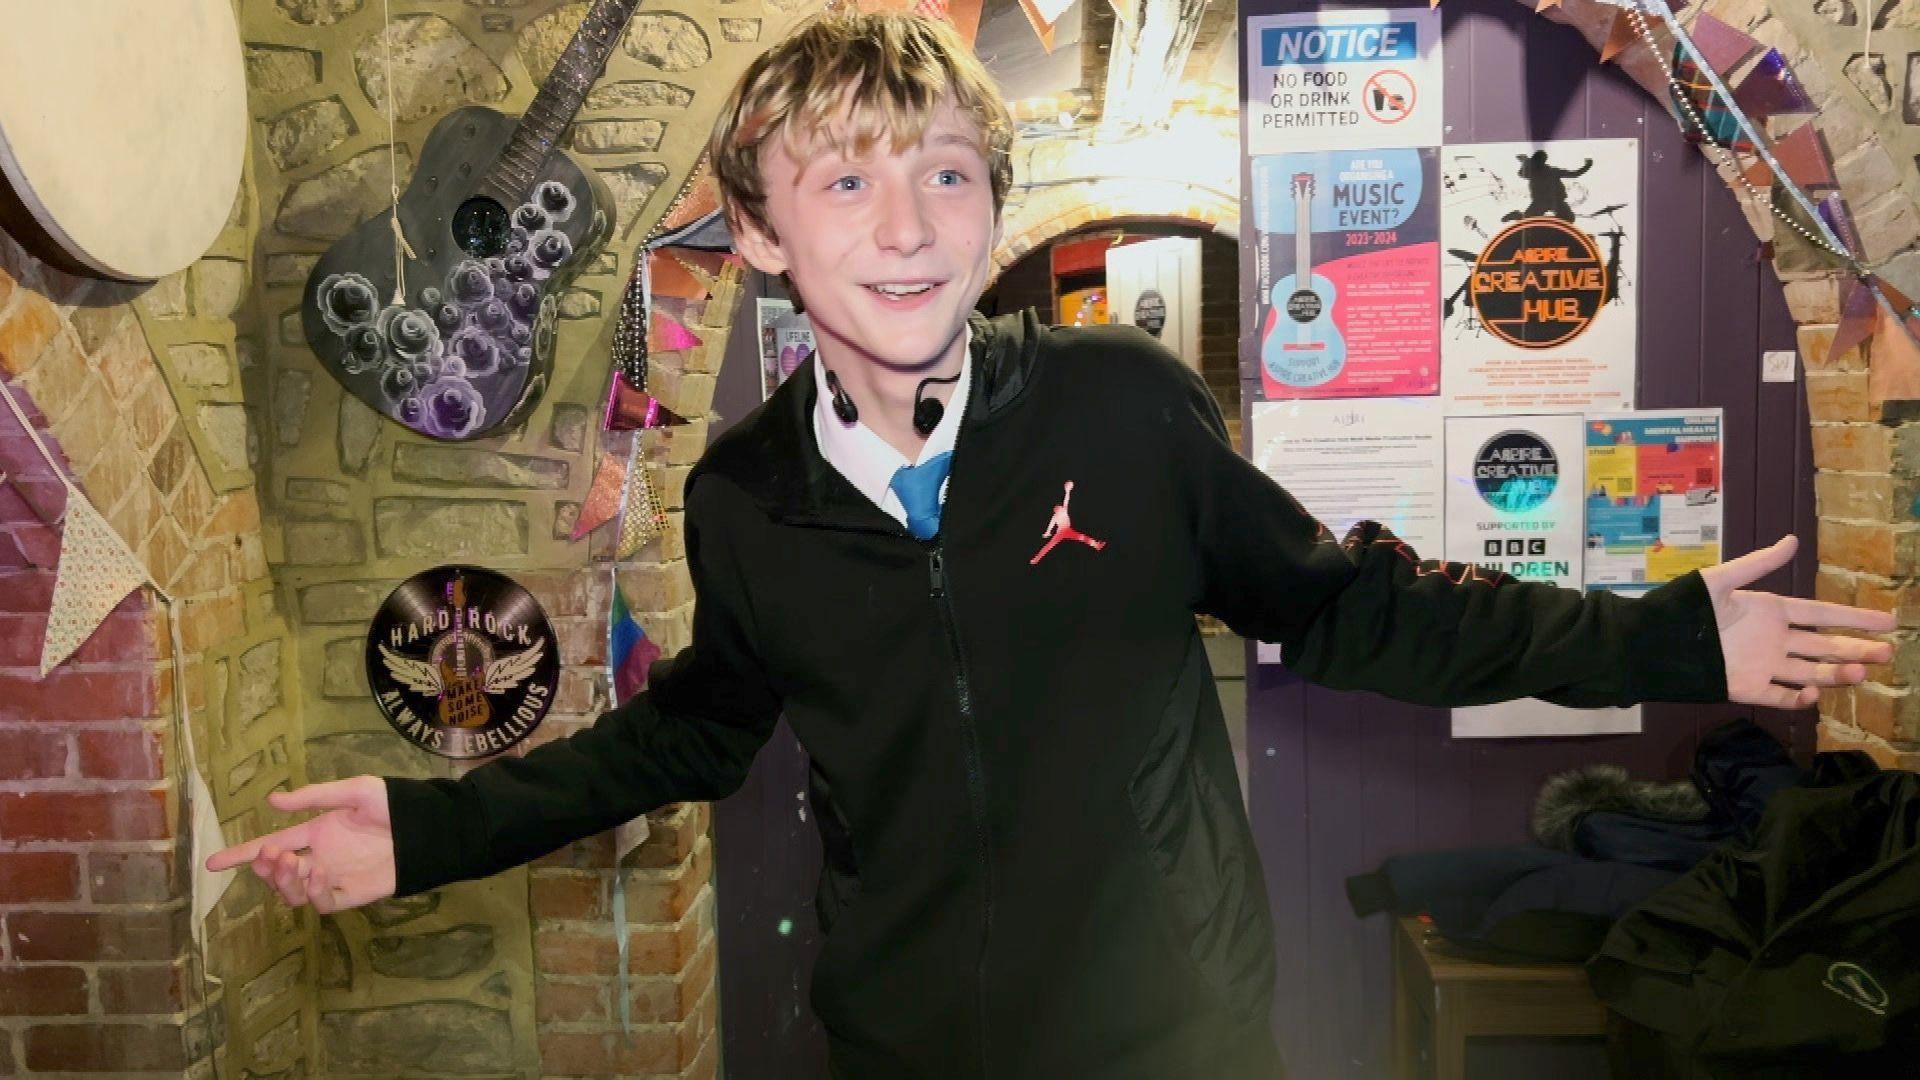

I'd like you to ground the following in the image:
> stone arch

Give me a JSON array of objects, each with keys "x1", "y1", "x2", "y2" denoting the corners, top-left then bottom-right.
[{"x1": 993, "y1": 180, "x2": 1238, "y2": 275}]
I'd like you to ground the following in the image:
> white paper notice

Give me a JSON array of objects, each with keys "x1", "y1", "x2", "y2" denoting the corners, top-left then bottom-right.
[
  {"x1": 1249, "y1": 398, "x2": 1445, "y2": 663},
  {"x1": 1443, "y1": 414, "x2": 1639, "y2": 737},
  {"x1": 1244, "y1": 8, "x2": 1444, "y2": 154}
]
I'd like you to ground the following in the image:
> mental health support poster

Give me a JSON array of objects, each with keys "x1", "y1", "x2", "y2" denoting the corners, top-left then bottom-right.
[
  {"x1": 1251, "y1": 148, "x2": 1440, "y2": 400},
  {"x1": 1244, "y1": 7, "x2": 1443, "y2": 154},
  {"x1": 1584, "y1": 410, "x2": 1725, "y2": 594},
  {"x1": 1439, "y1": 139, "x2": 1639, "y2": 415}
]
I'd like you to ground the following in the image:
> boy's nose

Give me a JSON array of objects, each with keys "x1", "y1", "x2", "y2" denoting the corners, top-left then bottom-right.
[{"x1": 874, "y1": 186, "x2": 934, "y2": 255}]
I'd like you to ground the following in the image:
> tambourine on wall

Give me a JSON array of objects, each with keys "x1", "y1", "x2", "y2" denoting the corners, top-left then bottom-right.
[{"x1": 0, "y1": 1, "x2": 247, "y2": 282}]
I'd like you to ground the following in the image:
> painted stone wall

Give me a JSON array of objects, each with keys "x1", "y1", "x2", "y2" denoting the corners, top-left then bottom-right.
[{"x1": 236, "y1": 0, "x2": 814, "y2": 1075}]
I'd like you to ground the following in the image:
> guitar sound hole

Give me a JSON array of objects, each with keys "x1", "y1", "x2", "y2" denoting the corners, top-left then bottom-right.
[{"x1": 452, "y1": 196, "x2": 510, "y2": 257}]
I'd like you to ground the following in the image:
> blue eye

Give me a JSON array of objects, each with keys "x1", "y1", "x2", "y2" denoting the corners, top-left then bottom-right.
[
  {"x1": 833, "y1": 175, "x2": 865, "y2": 192},
  {"x1": 934, "y1": 169, "x2": 964, "y2": 186}
]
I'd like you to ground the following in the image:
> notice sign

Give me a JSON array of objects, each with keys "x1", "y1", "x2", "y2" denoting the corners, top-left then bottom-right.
[
  {"x1": 1444, "y1": 414, "x2": 1585, "y2": 588},
  {"x1": 1584, "y1": 410, "x2": 1724, "y2": 594},
  {"x1": 1244, "y1": 8, "x2": 1442, "y2": 154},
  {"x1": 1440, "y1": 139, "x2": 1639, "y2": 415},
  {"x1": 1251, "y1": 149, "x2": 1440, "y2": 400}
]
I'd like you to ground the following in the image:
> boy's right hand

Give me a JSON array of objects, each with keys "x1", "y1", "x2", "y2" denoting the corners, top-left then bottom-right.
[{"x1": 205, "y1": 775, "x2": 398, "y2": 914}]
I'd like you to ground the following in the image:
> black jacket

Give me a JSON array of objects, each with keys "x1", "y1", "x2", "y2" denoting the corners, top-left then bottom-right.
[
  {"x1": 1589, "y1": 769, "x2": 1920, "y2": 1077},
  {"x1": 383, "y1": 310, "x2": 1729, "y2": 1078}
]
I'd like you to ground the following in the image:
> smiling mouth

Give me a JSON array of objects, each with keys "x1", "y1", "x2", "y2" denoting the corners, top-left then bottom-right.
[{"x1": 866, "y1": 282, "x2": 943, "y2": 297}]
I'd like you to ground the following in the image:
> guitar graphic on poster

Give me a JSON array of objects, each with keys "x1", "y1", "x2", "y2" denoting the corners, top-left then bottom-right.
[{"x1": 1262, "y1": 172, "x2": 1347, "y2": 388}]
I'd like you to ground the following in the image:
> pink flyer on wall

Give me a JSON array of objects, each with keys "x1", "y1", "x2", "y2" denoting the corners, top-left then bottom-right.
[{"x1": 1252, "y1": 148, "x2": 1440, "y2": 400}]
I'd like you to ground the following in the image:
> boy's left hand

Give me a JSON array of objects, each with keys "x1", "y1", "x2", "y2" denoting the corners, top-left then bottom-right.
[{"x1": 1699, "y1": 534, "x2": 1897, "y2": 709}]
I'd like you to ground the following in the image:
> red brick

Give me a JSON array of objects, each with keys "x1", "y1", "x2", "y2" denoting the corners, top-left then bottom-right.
[
  {"x1": 0, "y1": 788, "x2": 169, "y2": 842},
  {"x1": 24, "y1": 1020, "x2": 188, "y2": 1072},
  {"x1": 0, "y1": 567, "x2": 54, "y2": 612},
  {"x1": 8, "y1": 908, "x2": 187, "y2": 963},
  {"x1": 535, "y1": 1030, "x2": 678, "y2": 1077},
  {"x1": 0, "y1": 726, "x2": 68, "y2": 780},
  {"x1": 534, "y1": 976, "x2": 609, "y2": 1025},
  {"x1": 97, "y1": 960, "x2": 189, "y2": 1014},
  {"x1": 533, "y1": 925, "x2": 618, "y2": 977},
  {"x1": 0, "y1": 851, "x2": 81, "y2": 903},
  {"x1": 627, "y1": 917, "x2": 701, "y2": 977},
  {"x1": 87, "y1": 850, "x2": 179, "y2": 905},
  {"x1": 0, "y1": 291, "x2": 63, "y2": 377},
  {"x1": 76, "y1": 729, "x2": 164, "y2": 781},
  {"x1": 0, "y1": 670, "x2": 158, "y2": 722},
  {"x1": 0, "y1": 965, "x2": 89, "y2": 1015},
  {"x1": 529, "y1": 870, "x2": 606, "y2": 921}
]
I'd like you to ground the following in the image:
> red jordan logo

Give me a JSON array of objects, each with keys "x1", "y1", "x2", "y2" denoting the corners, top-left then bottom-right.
[{"x1": 1030, "y1": 481, "x2": 1107, "y2": 565}]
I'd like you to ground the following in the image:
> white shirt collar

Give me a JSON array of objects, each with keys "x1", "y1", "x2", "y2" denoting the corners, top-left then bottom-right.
[{"x1": 812, "y1": 326, "x2": 972, "y2": 528}]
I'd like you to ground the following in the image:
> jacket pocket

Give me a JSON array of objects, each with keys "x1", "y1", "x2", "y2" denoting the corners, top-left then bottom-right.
[{"x1": 1126, "y1": 633, "x2": 1275, "y2": 1025}]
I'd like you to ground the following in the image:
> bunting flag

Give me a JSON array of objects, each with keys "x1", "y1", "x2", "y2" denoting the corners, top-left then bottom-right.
[
  {"x1": 40, "y1": 488, "x2": 154, "y2": 674},
  {"x1": 1535, "y1": 0, "x2": 1563, "y2": 10},
  {"x1": 571, "y1": 449, "x2": 627, "y2": 541},
  {"x1": 1669, "y1": 45, "x2": 1747, "y2": 148},
  {"x1": 650, "y1": 310, "x2": 703, "y2": 355},
  {"x1": 646, "y1": 157, "x2": 721, "y2": 246},
  {"x1": 614, "y1": 452, "x2": 669, "y2": 559},
  {"x1": 603, "y1": 375, "x2": 691, "y2": 432},
  {"x1": 1879, "y1": 280, "x2": 1920, "y2": 344},
  {"x1": 1869, "y1": 299, "x2": 1920, "y2": 402},
  {"x1": 608, "y1": 582, "x2": 664, "y2": 705},
  {"x1": 1600, "y1": 10, "x2": 1652, "y2": 64},
  {"x1": 666, "y1": 248, "x2": 728, "y2": 292},
  {"x1": 1684, "y1": 11, "x2": 1760, "y2": 75},
  {"x1": 1769, "y1": 121, "x2": 1836, "y2": 191},
  {"x1": 648, "y1": 248, "x2": 708, "y2": 302},
  {"x1": 1817, "y1": 191, "x2": 1861, "y2": 256},
  {"x1": 1829, "y1": 276, "x2": 1881, "y2": 370},
  {"x1": 1730, "y1": 48, "x2": 1815, "y2": 125}
]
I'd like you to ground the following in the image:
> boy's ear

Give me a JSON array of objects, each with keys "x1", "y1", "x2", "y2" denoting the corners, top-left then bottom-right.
[{"x1": 730, "y1": 212, "x2": 790, "y2": 278}]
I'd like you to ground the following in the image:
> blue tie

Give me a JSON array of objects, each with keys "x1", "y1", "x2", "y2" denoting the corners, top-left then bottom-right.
[{"x1": 889, "y1": 451, "x2": 952, "y2": 540}]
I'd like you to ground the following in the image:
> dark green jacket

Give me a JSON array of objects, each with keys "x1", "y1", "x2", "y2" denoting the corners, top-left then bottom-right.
[{"x1": 385, "y1": 309, "x2": 1728, "y2": 1078}]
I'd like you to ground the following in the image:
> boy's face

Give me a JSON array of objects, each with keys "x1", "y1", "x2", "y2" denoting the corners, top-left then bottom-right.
[{"x1": 733, "y1": 95, "x2": 1002, "y2": 376}]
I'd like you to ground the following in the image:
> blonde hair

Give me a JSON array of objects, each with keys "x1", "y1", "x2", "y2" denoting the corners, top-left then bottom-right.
[{"x1": 708, "y1": 11, "x2": 1014, "y2": 242}]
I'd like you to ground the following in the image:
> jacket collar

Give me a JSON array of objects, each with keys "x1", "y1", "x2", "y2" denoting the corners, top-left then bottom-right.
[{"x1": 700, "y1": 308, "x2": 1042, "y2": 530}]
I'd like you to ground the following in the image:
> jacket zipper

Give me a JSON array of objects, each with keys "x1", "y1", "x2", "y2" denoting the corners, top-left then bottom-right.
[{"x1": 928, "y1": 544, "x2": 993, "y2": 1078}]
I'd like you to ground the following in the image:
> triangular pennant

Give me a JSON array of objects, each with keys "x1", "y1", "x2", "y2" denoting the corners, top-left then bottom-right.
[
  {"x1": 41, "y1": 484, "x2": 153, "y2": 674},
  {"x1": 649, "y1": 310, "x2": 703, "y2": 354},
  {"x1": 1730, "y1": 48, "x2": 1815, "y2": 124},
  {"x1": 1536, "y1": 0, "x2": 1563, "y2": 10},
  {"x1": 648, "y1": 249, "x2": 707, "y2": 301},
  {"x1": 1817, "y1": 192, "x2": 1861, "y2": 258},
  {"x1": 1878, "y1": 280, "x2": 1920, "y2": 346},
  {"x1": 1669, "y1": 45, "x2": 1745, "y2": 148},
  {"x1": 615, "y1": 459, "x2": 669, "y2": 559},
  {"x1": 1829, "y1": 277, "x2": 1880, "y2": 370},
  {"x1": 608, "y1": 584, "x2": 664, "y2": 704},
  {"x1": 603, "y1": 374, "x2": 691, "y2": 432},
  {"x1": 1769, "y1": 121, "x2": 1835, "y2": 191},
  {"x1": 571, "y1": 451, "x2": 626, "y2": 540},
  {"x1": 1684, "y1": 11, "x2": 1760, "y2": 75},
  {"x1": 1600, "y1": 11, "x2": 1645, "y2": 64},
  {"x1": 647, "y1": 157, "x2": 721, "y2": 245},
  {"x1": 1740, "y1": 156, "x2": 1772, "y2": 189},
  {"x1": 667, "y1": 248, "x2": 728, "y2": 289},
  {"x1": 1869, "y1": 299, "x2": 1920, "y2": 402}
]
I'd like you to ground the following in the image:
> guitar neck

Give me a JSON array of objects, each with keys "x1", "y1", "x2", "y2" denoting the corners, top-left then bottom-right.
[
  {"x1": 482, "y1": 0, "x2": 641, "y2": 201},
  {"x1": 1295, "y1": 188, "x2": 1312, "y2": 280}
]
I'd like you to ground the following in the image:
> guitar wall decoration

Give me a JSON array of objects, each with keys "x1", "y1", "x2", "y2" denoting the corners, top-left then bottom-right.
[
  {"x1": 1263, "y1": 171, "x2": 1348, "y2": 388},
  {"x1": 302, "y1": 0, "x2": 640, "y2": 441}
]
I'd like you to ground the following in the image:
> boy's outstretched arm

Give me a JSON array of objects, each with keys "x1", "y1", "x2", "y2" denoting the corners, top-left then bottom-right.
[
  {"x1": 1158, "y1": 341, "x2": 1893, "y2": 709},
  {"x1": 207, "y1": 475, "x2": 782, "y2": 909}
]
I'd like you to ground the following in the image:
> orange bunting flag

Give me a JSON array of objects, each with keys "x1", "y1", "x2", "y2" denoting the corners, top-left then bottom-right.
[
  {"x1": 648, "y1": 249, "x2": 707, "y2": 301},
  {"x1": 572, "y1": 451, "x2": 627, "y2": 541},
  {"x1": 1600, "y1": 11, "x2": 1643, "y2": 64},
  {"x1": 1535, "y1": 0, "x2": 1564, "y2": 11}
]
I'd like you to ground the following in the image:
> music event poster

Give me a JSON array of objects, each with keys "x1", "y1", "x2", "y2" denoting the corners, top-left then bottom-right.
[
  {"x1": 1252, "y1": 148, "x2": 1440, "y2": 401},
  {"x1": 1439, "y1": 138, "x2": 1640, "y2": 415},
  {"x1": 1584, "y1": 410, "x2": 1724, "y2": 594}
]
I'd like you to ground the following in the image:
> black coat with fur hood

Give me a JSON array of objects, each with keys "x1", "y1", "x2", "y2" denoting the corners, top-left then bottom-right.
[{"x1": 381, "y1": 310, "x2": 1729, "y2": 1078}]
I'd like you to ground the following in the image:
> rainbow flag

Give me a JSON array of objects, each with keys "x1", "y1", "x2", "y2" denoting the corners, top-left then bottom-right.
[{"x1": 608, "y1": 584, "x2": 662, "y2": 704}]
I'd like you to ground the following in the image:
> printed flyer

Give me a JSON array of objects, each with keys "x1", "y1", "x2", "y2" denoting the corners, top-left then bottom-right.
[
  {"x1": 1442, "y1": 414, "x2": 1586, "y2": 589},
  {"x1": 1584, "y1": 410, "x2": 1725, "y2": 594},
  {"x1": 1244, "y1": 7, "x2": 1443, "y2": 154},
  {"x1": 756, "y1": 297, "x2": 815, "y2": 401},
  {"x1": 1251, "y1": 148, "x2": 1440, "y2": 400},
  {"x1": 1439, "y1": 138, "x2": 1639, "y2": 415}
]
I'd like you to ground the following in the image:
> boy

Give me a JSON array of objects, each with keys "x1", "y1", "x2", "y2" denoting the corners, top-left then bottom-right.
[{"x1": 212, "y1": 13, "x2": 1895, "y2": 1077}]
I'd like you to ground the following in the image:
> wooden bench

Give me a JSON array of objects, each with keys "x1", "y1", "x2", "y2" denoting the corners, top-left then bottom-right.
[{"x1": 1391, "y1": 915, "x2": 1609, "y2": 1080}]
